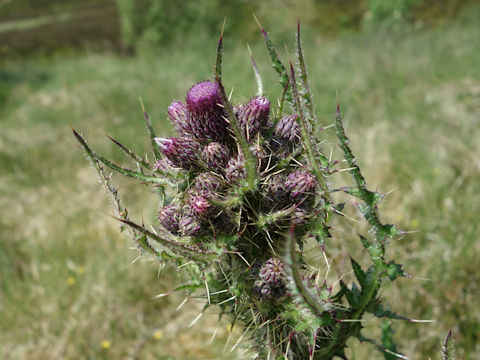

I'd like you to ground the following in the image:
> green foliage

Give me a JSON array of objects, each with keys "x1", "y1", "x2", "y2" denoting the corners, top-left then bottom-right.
[
  {"x1": 114, "y1": 0, "x2": 256, "y2": 52},
  {"x1": 365, "y1": 0, "x2": 419, "y2": 27}
]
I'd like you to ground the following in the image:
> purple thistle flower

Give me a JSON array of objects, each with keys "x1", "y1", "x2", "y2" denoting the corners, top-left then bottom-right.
[
  {"x1": 155, "y1": 137, "x2": 200, "y2": 170},
  {"x1": 158, "y1": 203, "x2": 181, "y2": 233},
  {"x1": 201, "y1": 142, "x2": 231, "y2": 173},
  {"x1": 285, "y1": 169, "x2": 317, "y2": 201},
  {"x1": 275, "y1": 114, "x2": 300, "y2": 142},
  {"x1": 237, "y1": 96, "x2": 271, "y2": 141},
  {"x1": 167, "y1": 101, "x2": 191, "y2": 136},
  {"x1": 185, "y1": 81, "x2": 228, "y2": 141}
]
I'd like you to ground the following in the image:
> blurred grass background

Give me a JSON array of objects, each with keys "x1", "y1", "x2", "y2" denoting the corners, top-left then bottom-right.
[{"x1": 1, "y1": 0, "x2": 479, "y2": 358}]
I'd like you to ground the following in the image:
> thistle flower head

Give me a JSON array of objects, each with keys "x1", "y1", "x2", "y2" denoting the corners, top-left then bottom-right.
[
  {"x1": 194, "y1": 172, "x2": 224, "y2": 192},
  {"x1": 225, "y1": 154, "x2": 247, "y2": 183},
  {"x1": 186, "y1": 81, "x2": 222, "y2": 114},
  {"x1": 285, "y1": 169, "x2": 317, "y2": 201},
  {"x1": 179, "y1": 211, "x2": 204, "y2": 236},
  {"x1": 237, "y1": 96, "x2": 271, "y2": 141},
  {"x1": 185, "y1": 81, "x2": 228, "y2": 141},
  {"x1": 201, "y1": 142, "x2": 231, "y2": 173},
  {"x1": 254, "y1": 258, "x2": 287, "y2": 299},
  {"x1": 167, "y1": 100, "x2": 191, "y2": 135},
  {"x1": 188, "y1": 193, "x2": 211, "y2": 216},
  {"x1": 275, "y1": 114, "x2": 300, "y2": 142},
  {"x1": 155, "y1": 137, "x2": 200, "y2": 170},
  {"x1": 158, "y1": 203, "x2": 181, "y2": 233}
]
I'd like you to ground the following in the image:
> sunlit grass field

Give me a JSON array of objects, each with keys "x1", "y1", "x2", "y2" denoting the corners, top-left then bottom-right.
[{"x1": 1, "y1": 7, "x2": 480, "y2": 359}]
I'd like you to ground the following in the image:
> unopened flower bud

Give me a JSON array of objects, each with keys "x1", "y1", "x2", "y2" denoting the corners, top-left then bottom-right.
[
  {"x1": 237, "y1": 96, "x2": 270, "y2": 141},
  {"x1": 167, "y1": 101, "x2": 191, "y2": 135},
  {"x1": 225, "y1": 154, "x2": 247, "y2": 183},
  {"x1": 253, "y1": 258, "x2": 287, "y2": 300},
  {"x1": 263, "y1": 174, "x2": 289, "y2": 209},
  {"x1": 275, "y1": 114, "x2": 300, "y2": 142},
  {"x1": 188, "y1": 194, "x2": 211, "y2": 216},
  {"x1": 153, "y1": 158, "x2": 177, "y2": 173},
  {"x1": 179, "y1": 211, "x2": 204, "y2": 236},
  {"x1": 249, "y1": 143, "x2": 267, "y2": 159},
  {"x1": 202, "y1": 142, "x2": 231, "y2": 173},
  {"x1": 155, "y1": 137, "x2": 200, "y2": 170},
  {"x1": 194, "y1": 173, "x2": 224, "y2": 193},
  {"x1": 285, "y1": 170, "x2": 317, "y2": 201},
  {"x1": 158, "y1": 203, "x2": 181, "y2": 233},
  {"x1": 186, "y1": 81, "x2": 228, "y2": 141}
]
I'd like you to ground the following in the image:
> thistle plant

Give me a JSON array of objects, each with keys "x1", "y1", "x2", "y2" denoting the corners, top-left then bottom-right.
[{"x1": 74, "y1": 21, "x2": 421, "y2": 359}]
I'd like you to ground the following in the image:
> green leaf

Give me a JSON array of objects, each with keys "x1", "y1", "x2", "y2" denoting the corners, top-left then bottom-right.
[
  {"x1": 118, "y1": 218, "x2": 220, "y2": 262},
  {"x1": 385, "y1": 262, "x2": 406, "y2": 281},
  {"x1": 367, "y1": 301, "x2": 411, "y2": 321},
  {"x1": 73, "y1": 129, "x2": 171, "y2": 185},
  {"x1": 289, "y1": 60, "x2": 329, "y2": 197},
  {"x1": 381, "y1": 321, "x2": 401, "y2": 360},
  {"x1": 340, "y1": 281, "x2": 355, "y2": 308},
  {"x1": 332, "y1": 280, "x2": 348, "y2": 302},
  {"x1": 351, "y1": 257, "x2": 366, "y2": 287},
  {"x1": 357, "y1": 266, "x2": 380, "y2": 309}
]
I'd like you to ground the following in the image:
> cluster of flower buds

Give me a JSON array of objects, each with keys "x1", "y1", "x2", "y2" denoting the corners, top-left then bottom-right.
[
  {"x1": 155, "y1": 79, "x2": 318, "y2": 247},
  {"x1": 253, "y1": 258, "x2": 287, "y2": 300}
]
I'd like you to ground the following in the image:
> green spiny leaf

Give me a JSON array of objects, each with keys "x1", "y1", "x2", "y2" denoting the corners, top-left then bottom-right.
[
  {"x1": 381, "y1": 321, "x2": 401, "y2": 360},
  {"x1": 366, "y1": 301, "x2": 411, "y2": 322},
  {"x1": 255, "y1": 15, "x2": 292, "y2": 105},
  {"x1": 73, "y1": 129, "x2": 171, "y2": 185},
  {"x1": 289, "y1": 60, "x2": 329, "y2": 197},
  {"x1": 385, "y1": 261, "x2": 406, "y2": 281},
  {"x1": 118, "y1": 218, "x2": 220, "y2": 262},
  {"x1": 351, "y1": 257, "x2": 366, "y2": 287}
]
